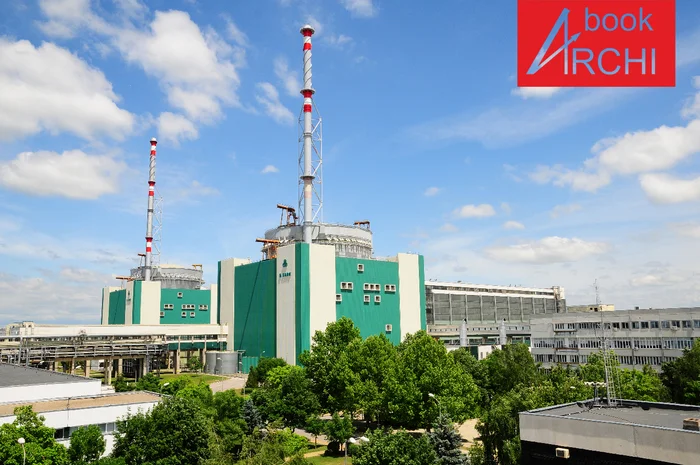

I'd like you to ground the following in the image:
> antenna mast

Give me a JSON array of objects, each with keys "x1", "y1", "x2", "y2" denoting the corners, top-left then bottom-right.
[{"x1": 596, "y1": 279, "x2": 617, "y2": 407}]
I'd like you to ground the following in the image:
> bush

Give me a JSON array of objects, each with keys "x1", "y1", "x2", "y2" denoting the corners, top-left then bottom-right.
[{"x1": 326, "y1": 441, "x2": 340, "y2": 455}]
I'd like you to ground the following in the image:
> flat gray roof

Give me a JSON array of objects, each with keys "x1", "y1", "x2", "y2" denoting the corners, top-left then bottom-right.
[
  {"x1": 0, "y1": 363, "x2": 96, "y2": 388},
  {"x1": 525, "y1": 400, "x2": 700, "y2": 431}
]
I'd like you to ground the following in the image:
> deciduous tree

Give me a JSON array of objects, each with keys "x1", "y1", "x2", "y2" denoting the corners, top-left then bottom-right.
[{"x1": 68, "y1": 425, "x2": 105, "y2": 464}]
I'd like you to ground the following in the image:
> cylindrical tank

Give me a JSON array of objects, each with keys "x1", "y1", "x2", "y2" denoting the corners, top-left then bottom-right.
[
  {"x1": 205, "y1": 351, "x2": 240, "y2": 375},
  {"x1": 459, "y1": 319, "x2": 468, "y2": 348}
]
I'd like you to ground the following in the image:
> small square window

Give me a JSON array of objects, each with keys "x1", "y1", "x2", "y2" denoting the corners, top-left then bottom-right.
[
  {"x1": 160, "y1": 311, "x2": 165, "y2": 318},
  {"x1": 364, "y1": 283, "x2": 370, "y2": 291},
  {"x1": 177, "y1": 292, "x2": 183, "y2": 298},
  {"x1": 189, "y1": 311, "x2": 195, "y2": 317},
  {"x1": 374, "y1": 295, "x2": 381, "y2": 303},
  {"x1": 364, "y1": 295, "x2": 370, "y2": 303},
  {"x1": 181, "y1": 311, "x2": 187, "y2": 318},
  {"x1": 336, "y1": 294, "x2": 342, "y2": 303},
  {"x1": 199, "y1": 305, "x2": 209, "y2": 311},
  {"x1": 651, "y1": 321, "x2": 660, "y2": 329},
  {"x1": 182, "y1": 304, "x2": 187, "y2": 310},
  {"x1": 357, "y1": 264, "x2": 364, "y2": 272}
]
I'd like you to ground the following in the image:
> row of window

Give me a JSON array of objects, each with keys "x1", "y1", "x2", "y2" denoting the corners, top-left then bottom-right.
[
  {"x1": 534, "y1": 353, "x2": 679, "y2": 366},
  {"x1": 339, "y1": 282, "x2": 397, "y2": 292},
  {"x1": 54, "y1": 422, "x2": 116, "y2": 440},
  {"x1": 555, "y1": 320, "x2": 700, "y2": 331},
  {"x1": 427, "y1": 285, "x2": 556, "y2": 296},
  {"x1": 163, "y1": 304, "x2": 208, "y2": 311},
  {"x1": 335, "y1": 294, "x2": 382, "y2": 303},
  {"x1": 160, "y1": 311, "x2": 199, "y2": 318},
  {"x1": 533, "y1": 337, "x2": 698, "y2": 350}
]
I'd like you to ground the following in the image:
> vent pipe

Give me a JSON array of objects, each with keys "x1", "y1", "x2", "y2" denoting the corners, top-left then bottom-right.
[
  {"x1": 300, "y1": 25, "x2": 315, "y2": 244},
  {"x1": 144, "y1": 138, "x2": 157, "y2": 281}
]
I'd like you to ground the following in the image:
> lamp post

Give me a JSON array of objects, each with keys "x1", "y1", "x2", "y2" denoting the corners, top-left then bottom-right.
[
  {"x1": 429, "y1": 393, "x2": 442, "y2": 418},
  {"x1": 17, "y1": 437, "x2": 25, "y2": 465}
]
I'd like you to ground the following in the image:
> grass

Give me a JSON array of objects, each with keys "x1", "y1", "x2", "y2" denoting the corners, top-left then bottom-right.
[
  {"x1": 159, "y1": 373, "x2": 227, "y2": 385},
  {"x1": 306, "y1": 455, "x2": 351, "y2": 464}
]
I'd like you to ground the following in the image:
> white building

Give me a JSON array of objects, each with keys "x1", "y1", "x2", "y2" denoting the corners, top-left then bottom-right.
[
  {"x1": 0, "y1": 363, "x2": 160, "y2": 454},
  {"x1": 530, "y1": 307, "x2": 700, "y2": 371}
]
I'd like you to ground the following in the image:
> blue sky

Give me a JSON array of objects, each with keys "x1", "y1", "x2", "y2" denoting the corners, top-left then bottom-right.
[{"x1": 1, "y1": 0, "x2": 700, "y2": 324}]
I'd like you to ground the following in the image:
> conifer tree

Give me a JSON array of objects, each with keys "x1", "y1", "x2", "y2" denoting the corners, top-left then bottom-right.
[{"x1": 428, "y1": 413, "x2": 470, "y2": 465}]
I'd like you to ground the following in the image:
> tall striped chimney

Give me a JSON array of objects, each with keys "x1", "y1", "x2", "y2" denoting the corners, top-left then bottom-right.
[
  {"x1": 300, "y1": 25, "x2": 315, "y2": 244},
  {"x1": 144, "y1": 137, "x2": 157, "y2": 281}
]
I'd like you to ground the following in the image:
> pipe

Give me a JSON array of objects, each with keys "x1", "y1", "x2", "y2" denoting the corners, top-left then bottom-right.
[
  {"x1": 144, "y1": 137, "x2": 157, "y2": 281},
  {"x1": 300, "y1": 25, "x2": 315, "y2": 244}
]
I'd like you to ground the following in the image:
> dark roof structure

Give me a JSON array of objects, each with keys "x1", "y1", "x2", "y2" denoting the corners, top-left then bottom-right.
[{"x1": 0, "y1": 363, "x2": 96, "y2": 388}]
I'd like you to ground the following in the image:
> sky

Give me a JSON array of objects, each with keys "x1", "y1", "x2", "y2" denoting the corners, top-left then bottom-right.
[{"x1": 1, "y1": 0, "x2": 700, "y2": 325}]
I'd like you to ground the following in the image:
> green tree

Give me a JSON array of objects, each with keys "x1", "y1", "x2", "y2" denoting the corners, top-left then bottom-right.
[
  {"x1": 428, "y1": 414, "x2": 469, "y2": 465},
  {"x1": 187, "y1": 355, "x2": 204, "y2": 372},
  {"x1": 68, "y1": 425, "x2": 105, "y2": 464},
  {"x1": 618, "y1": 365, "x2": 669, "y2": 402},
  {"x1": 246, "y1": 357, "x2": 287, "y2": 389},
  {"x1": 252, "y1": 365, "x2": 320, "y2": 430},
  {"x1": 212, "y1": 390, "x2": 247, "y2": 457},
  {"x1": 243, "y1": 399, "x2": 264, "y2": 434},
  {"x1": 134, "y1": 372, "x2": 161, "y2": 392},
  {"x1": 113, "y1": 374, "x2": 131, "y2": 393},
  {"x1": 175, "y1": 382, "x2": 215, "y2": 415},
  {"x1": 661, "y1": 340, "x2": 700, "y2": 404},
  {"x1": 304, "y1": 416, "x2": 324, "y2": 447},
  {"x1": 352, "y1": 429, "x2": 439, "y2": 465},
  {"x1": 324, "y1": 413, "x2": 355, "y2": 452},
  {"x1": 0, "y1": 406, "x2": 69, "y2": 465},
  {"x1": 385, "y1": 331, "x2": 479, "y2": 429},
  {"x1": 354, "y1": 333, "x2": 398, "y2": 424},
  {"x1": 481, "y1": 344, "x2": 540, "y2": 396},
  {"x1": 298, "y1": 317, "x2": 363, "y2": 415},
  {"x1": 112, "y1": 396, "x2": 210, "y2": 465}
]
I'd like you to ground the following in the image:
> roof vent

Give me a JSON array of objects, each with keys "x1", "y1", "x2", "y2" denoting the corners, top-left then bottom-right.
[{"x1": 683, "y1": 418, "x2": 700, "y2": 431}]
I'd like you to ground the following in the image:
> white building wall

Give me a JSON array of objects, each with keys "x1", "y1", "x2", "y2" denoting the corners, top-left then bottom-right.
[
  {"x1": 308, "y1": 244, "x2": 336, "y2": 342},
  {"x1": 209, "y1": 284, "x2": 219, "y2": 325},
  {"x1": 276, "y1": 245, "x2": 297, "y2": 364},
  {"x1": 397, "y1": 253, "x2": 422, "y2": 340},
  {"x1": 101, "y1": 287, "x2": 119, "y2": 325},
  {"x1": 218, "y1": 258, "x2": 250, "y2": 350},
  {"x1": 139, "y1": 281, "x2": 162, "y2": 325},
  {"x1": 0, "y1": 380, "x2": 102, "y2": 404}
]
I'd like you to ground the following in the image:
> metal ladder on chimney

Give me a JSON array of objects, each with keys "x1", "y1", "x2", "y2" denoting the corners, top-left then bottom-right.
[{"x1": 602, "y1": 337, "x2": 618, "y2": 407}]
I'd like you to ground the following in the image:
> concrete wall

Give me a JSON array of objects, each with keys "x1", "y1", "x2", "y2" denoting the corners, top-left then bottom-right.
[
  {"x1": 209, "y1": 284, "x2": 218, "y2": 325},
  {"x1": 218, "y1": 258, "x2": 250, "y2": 349},
  {"x1": 398, "y1": 253, "x2": 422, "y2": 340},
  {"x1": 101, "y1": 287, "x2": 119, "y2": 325},
  {"x1": 0, "y1": 380, "x2": 102, "y2": 404},
  {"x1": 139, "y1": 281, "x2": 162, "y2": 325},
  {"x1": 276, "y1": 244, "x2": 297, "y2": 364},
  {"x1": 520, "y1": 413, "x2": 700, "y2": 465},
  {"x1": 308, "y1": 244, "x2": 336, "y2": 347}
]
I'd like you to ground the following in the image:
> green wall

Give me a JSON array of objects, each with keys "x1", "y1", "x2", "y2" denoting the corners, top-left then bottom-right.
[
  {"x1": 335, "y1": 257, "x2": 402, "y2": 345},
  {"x1": 160, "y1": 289, "x2": 212, "y2": 324},
  {"x1": 295, "y1": 243, "x2": 311, "y2": 360},
  {"x1": 108, "y1": 289, "x2": 126, "y2": 325},
  {"x1": 419, "y1": 255, "x2": 426, "y2": 331},
  {"x1": 234, "y1": 260, "x2": 277, "y2": 358},
  {"x1": 132, "y1": 281, "x2": 142, "y2": 324}
]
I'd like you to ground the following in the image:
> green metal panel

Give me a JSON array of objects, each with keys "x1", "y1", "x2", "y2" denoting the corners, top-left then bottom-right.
[
  {"x1": 108, "y1": 289, "x2": 126, "y2": 325},
  {"x1": 295, "y1": 243, "x2": 311, "y2": 361},
  {"x1": 234, "y1": 260, "x2": 277, "y2": 358},
  {"x1": 160, "y1": 289, "x2": 212, "y2": 324},
  {"x1": 240, "y1": 356, "x2": 259, "y2": 374},
  {"x1": 335, "y1": 257, "x2": 402, "y2": 345},
  {"x1": 132, "y1": 281, "x2": 142, "y2": 325},
  {"x1": 167, "y1": 341, "x2": 224, "y2": 351},
  {"x1": 217, "y1": 261, "x2": 222, "y2": 324},
  {"x1": 418, "y1": 255, "x2": 427, "y2": 330}
]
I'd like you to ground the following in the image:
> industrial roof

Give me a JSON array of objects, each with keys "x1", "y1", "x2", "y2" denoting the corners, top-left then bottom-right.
[
  {"x1": 0, "y1": 363, "x2": 97, "y2": 388},
  {"x1": 523, "y1": 400, "x2": 700, "y2": 431},
  {"x1": 0, "y1": 391, "x2": 161, "y2": 417}
]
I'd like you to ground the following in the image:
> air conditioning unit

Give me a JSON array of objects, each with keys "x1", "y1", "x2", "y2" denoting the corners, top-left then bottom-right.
[
  {"x1": 385, "y1": 324, "x2": 392, "y2": 332},
  {"x1": 555, "y1": 447, "x2": 570, "y2": 459}
]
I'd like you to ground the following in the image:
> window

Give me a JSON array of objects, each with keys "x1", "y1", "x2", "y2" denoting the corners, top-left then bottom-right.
[
  {"x1": 672, "y1": 321, "x2": 681, "y2": 329},
  {"x1": 177, "y1": 292, "x2": 183, "y2": 298},
  {"x1": 357, "y1": 264, "x2": 364, "y2": 272},
  {"x1": 641, "y1": 321, "x2": 649, "y2": 329},
  {"x1": 199, "y1": 305, "x2": 209, "y2": 311},
  {"x1": 181, "y1": 311, "x2": 187, "y2": 318},
  {"x1": 340, "y1": 282, "x2": 353, "y2": 291},
  {"x1": 364, "y1": 295, "x2": 370, "y2": 303},
  {"x1": 336, "y1": 294, "x2": 342, "y2": 303},
  {"x1": 375, "y1": 295, "x2": 381, "y2": 303},
  {"x1": 189, "y1": 311, "x2": 195, "y2": 317},
  {"x1": 160, "y1": 311, "x2": 165, "y2": 318},
  {"x1": 662, "y1": 320, "x2": 670, "y2": 329},
  {"x1": 385, "y1": 284, "x2": 396, "y2": 292},
  {"x1": 621, "y1": 322, "x2": 630, "y2": 329},
  {"x1": 683, "y1": 320, "x2": 692, "y2": 328},
  {"x1": 613, "y1": 322, "x2": 620, "y2": 329},
  {"x1": 651, "y1": 321, "x2": 659, "y2": 329},
  {"x1": 632, "y1": 321, "x2": 640, "y2": 329},
  {"x1": 694, "y1": 320, "x2": 700, "y2": 329},
  {"x1": 163, "y1": 304, "x2": 174, "y2": 310}
]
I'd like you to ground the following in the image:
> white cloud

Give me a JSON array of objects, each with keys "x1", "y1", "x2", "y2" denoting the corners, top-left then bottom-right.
[
  {"x1": 304, "y1": 16, "x2": 323, "y2": 35},
  {"x1": 60, "y1": 266, "x2": 115, "y2": 284},
  {"x1": 157, "y1": 112, "x2": 199, "y2": 145},
  {"x1": 453, "y1": 204, "x2": 496, "y2": 219},
  {"x1": 511, "y1": 87, "x2": 562, "y2": 100},
  {"x1": 0, "y1": 150, "x2": 126, "y2": 199},
  {"x1": 326, "y1": 34, "x2": 353, "y2": 49},
  {"x1": 0, "y1": 38, "x2": 134, "y2": 142},
  {"x1": 530, "y1": 165, "x2": 611, "y2": 192},
  {"x1": 503, "y1": 220, "x2": 525, "y2": 230},
  {"x1": 37, "y1": 0, "x2": 113, "y2": 39},
  {"x1": 262, "y1": 165, "x2": 280, "y2": 174},
  {"x1": 440, "y1": 223, "x2": 458, "y2": 233},
  {"x1": 485, "y1": 237, "x2": 609, "y2": 264},
  {"x1": 639, "y1": 173, "x2": 700, "y2": 204},
  {"x1": 500, "y1": 202, "x2": 511, "y2": 214},
  {"x1": 669, "y1": 222, "x2": 700, "y2": 238},
  {"x1": 339, "y1": 0, "x2": 377, "y2": 17},
  {"x1": 255, "y1": 82, "x2": 295, "y2": 125},
  {"x1": 630, "y1": 273, "x2": 683, "y2": 287},
  {"x1": 224, "y1": 17, "x2": 248, "y2": 47},
  {"x1": 273, "y1": 57, "x2": 301, "y2": 98},
  {"x1": 173, "y1": 180, "x2": 219, "y2": 202},
  {"x1": 424, "y1": 187, "x2": 440, "y2": 197},
  {"x1": 115, "y1": 11, "x2": 241, "y2": 123},
  {"x1": 550, "y1": 204, "x2": 582, "y2": 218},
  {"x1": 681, "y1": 76, "x2": 700, "y2": 119}
]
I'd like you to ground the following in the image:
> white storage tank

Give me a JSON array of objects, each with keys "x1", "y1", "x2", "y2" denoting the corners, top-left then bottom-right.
[{"x1": 205, "y1": 351, "x2": 240, "y2": 375}]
